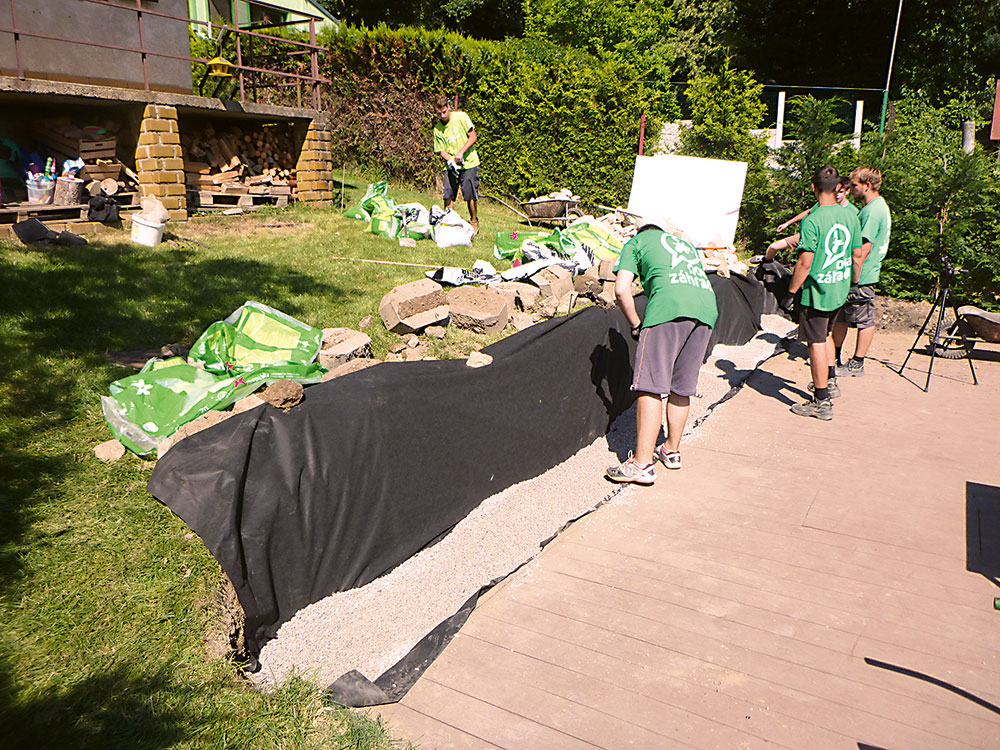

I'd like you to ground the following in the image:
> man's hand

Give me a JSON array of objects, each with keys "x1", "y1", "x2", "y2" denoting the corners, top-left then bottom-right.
[
  {"x1": 777, "y1": 221, "x2": 791, "y2": 233},
  {"x1": 454, "y1": 154, "x2": 464, "y2": 166},
  {"x1": 630, "y1": 325, "x2": 641, "y2": 341},
  {"x1": 847, "y1": 283, "x2": 863, "y2": 302}
]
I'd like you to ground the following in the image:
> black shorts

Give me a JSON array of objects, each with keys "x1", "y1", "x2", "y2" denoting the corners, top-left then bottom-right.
[
  {"x1": 797, "y1": 306, "x2": 836, "y2": 344},
  {"x1": 834, "y1": 284, "x2": 876, "y2": 328},
  {"x1": 443, "y1": 165, "x2": 479, "y2": 202},
  {"x1": 632, "y1": 318, "x2": 713, "y2": 397}
]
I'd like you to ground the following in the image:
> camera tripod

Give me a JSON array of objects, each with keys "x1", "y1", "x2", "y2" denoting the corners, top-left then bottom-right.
[{"x1": 898, "y1": 258, "x2": 978, "y2": 392}]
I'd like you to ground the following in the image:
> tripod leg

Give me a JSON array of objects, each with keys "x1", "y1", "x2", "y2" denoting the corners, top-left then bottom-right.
[
  {"x1": 953, "y1": 308, "x2": 980, "y2": 386},
  {"x1": 900, "y1": 288, "x2": 942, "y2": 375},
  {"x1": 925, "y1": 288, "x2": 950, "y2": 391}
]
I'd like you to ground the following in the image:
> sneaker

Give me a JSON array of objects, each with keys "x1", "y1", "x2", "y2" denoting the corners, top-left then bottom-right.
[
  {"x1": 655, "y1": 444, "x2": 682, "y2": 470},
  {"x1": 470, "y1": 219, "x2": 479, "y2": 236},
  {"x1": 835, "y1": 359, "x2": 865, "y2": 377},
  {"x1": 808, "y1": 378, "x2": 841, "y2": 398},
  {"x1": 605, "y1": 453, "x2": 656, "y2": 485},
  {"x1": 790, "y1": 398, "x2": 833, "y2": 421}
]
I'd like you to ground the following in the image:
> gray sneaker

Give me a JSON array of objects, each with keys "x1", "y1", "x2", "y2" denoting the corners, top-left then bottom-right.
[
  {"x1": 835, "y1": 359, "x2": 865, "y2": 377},
  {"x1": 808, "y1": 378, "x2": 841, "y2": 398},
  {"x1": 790, "y1": 398, "x2": 833, "y2": 420},
  {"x1": 655, "y1": 444, "x2": 682, "y2": 469},
  {"x1": 606, "y1": 454, "x2": 656, "y2": 485}
]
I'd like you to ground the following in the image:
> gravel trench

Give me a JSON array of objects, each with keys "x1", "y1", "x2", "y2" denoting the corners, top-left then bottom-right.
[{"x1": 253, "y1": 314, "x2": 797, "y2": 691}]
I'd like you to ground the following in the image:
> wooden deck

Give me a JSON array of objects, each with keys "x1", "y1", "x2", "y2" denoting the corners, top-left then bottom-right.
[{"x1": 376, "y1": 332, "x2": 1000, "y2": 749}]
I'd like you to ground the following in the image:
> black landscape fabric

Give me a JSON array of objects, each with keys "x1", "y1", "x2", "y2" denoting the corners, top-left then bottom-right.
[
  {"x1": 148, "y1": 305, "x2": 639, "y2": 658},
  {"x1": 147, "y1": 282, "x2": 763, "y2": 668},
  {"x1": 707, "y1": 271, "x2": 766, "y2": 350}
]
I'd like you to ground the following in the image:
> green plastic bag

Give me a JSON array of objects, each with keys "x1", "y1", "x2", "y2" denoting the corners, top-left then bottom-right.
[
  {"x1": 103, "y1": 301, "x2": 326, "y2": 455},
  {"x1": 343, "y1": 181, "x2": 389, "y2": 220},
  {"x1": 492, "y1": 228, "x2": 556, "y2": 260},
  {"x1": 370, "y1": 211, "x2": 402, "y2": 238},
  {"x1": 560, "y1": 218, "x2": 624, "y2": 259},
  {"x1": 343, "y1": 204, "x2": 371, "y2": 222}
]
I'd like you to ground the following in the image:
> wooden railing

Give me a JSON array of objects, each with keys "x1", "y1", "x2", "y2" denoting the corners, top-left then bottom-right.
[{"x1": 1, "y1": 0, "x2": 329, "y2": 109}]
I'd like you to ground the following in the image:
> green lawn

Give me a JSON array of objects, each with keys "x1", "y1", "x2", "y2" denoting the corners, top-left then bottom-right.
[{"x1": 0, "y1": 178, "x2": 528, "y2": 748}]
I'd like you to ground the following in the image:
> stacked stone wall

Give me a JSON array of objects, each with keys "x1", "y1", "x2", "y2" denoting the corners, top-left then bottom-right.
[
  {"x1": 135, "y1": 104, "x2": 187, "y2": 221},
  {"x1": 294, "y1": 121, "x2": 334, "y2": 205}
]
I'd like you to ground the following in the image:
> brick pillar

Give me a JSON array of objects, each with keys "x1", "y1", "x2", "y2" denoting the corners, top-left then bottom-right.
[
  {"x1": 294, "y1": 120, "x2": 334, "y2": 205},
  {"x1": 135, "y1": 104, "x2": 187, "y2": 222}
]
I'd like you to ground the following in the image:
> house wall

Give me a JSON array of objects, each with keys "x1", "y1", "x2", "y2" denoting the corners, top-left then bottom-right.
[{"x1": 0, "y1": 0, "x2": 193, "y2": 94}]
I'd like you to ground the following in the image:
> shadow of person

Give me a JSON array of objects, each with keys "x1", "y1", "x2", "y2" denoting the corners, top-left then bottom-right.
[
  {"x1": 714, "y1": 358, "x2": 807, "y2": 406},
  {"x1": 604, "y1": 402, "x2": 666, "y2": 463}
]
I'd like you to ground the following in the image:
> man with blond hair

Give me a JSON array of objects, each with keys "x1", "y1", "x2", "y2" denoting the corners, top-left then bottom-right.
[{"x1": 833, "y1": 166, "x2": 892, "y2": 377}]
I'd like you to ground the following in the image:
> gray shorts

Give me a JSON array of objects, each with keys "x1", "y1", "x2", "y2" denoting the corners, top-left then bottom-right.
[
  {"x1": 632, "y1": 318, "x2": 713, "y2": 397},
  {"x1": 835, "y1": 284, "x2": 876, "y2": 328},
  {"x1": 443, "y1": 165, "x2": 479, "y2": 202},
  {"x1": 797, "y1": 306, "x2": 836, "y2": 343}
]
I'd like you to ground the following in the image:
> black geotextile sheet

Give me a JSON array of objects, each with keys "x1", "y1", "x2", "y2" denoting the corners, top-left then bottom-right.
[
  {"x1": 707, "y1": 270, "x2": 766, "y2": 350},
  {"x1": 147, "y1": 279, "x2": 763, "y2": 679},
  {"x1": 148, "y1": 304, "x2": 641, "y2": 660}
]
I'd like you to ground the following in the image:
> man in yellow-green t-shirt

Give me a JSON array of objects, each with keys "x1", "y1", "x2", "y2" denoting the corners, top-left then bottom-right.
[{"x1": 433, "y1": 95, "x2": 480, "y2": 233}]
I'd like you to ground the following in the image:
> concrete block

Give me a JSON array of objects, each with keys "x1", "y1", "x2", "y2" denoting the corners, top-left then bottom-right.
[
  {"x1": 596, "y1": 281, "x2": 617, "y2": 308},
  {"x1": 379, "y1": 278, "x2": 449, "y2": 334},
  {"x1": 446, "y1": 286, "x2": 511, "y2": 334},
  {"x1": 141, "y1": 118, "x2": 173, "y2": 133},
  {"x1": 319, "y1": 327, "x2": 373, "y2": 369},
  {"x1": 529, "y1": 265, "x2": 574, "y2": 299},
  {"x1": 574, "y1": 265, "x2": 604, "y2": 296},
  {"x1": 491, "y1": 281, "x2": 541, "y2": 311}
]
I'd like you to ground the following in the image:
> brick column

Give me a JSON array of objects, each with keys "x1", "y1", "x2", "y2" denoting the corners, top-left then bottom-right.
[
  {"x1": 294, "y1": 120, "x2": 334, "y2": 205},
  {"x1": 135, "y1": 104, "x2": 187, "y2": 222}
]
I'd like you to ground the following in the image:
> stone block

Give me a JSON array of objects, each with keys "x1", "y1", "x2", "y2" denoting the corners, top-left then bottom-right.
[
  {"x1": 94, "y1": 438, "x2": 126, "y2": 461},
  {"x1": 319, "y1": 328, "x2": 373, "y2": 370},
  {"x1": 491, "y1": 281, "x2": 541, "y2": 311},
  {"x1": 322, "y1": 357, "x2": 378, "y2": 382},
  {"x1": 446, "y1": 286, "x2": 511, "y2": 334},
  {"x1": 598, "y1": 258, "x2": 617, "y2": 281},
  {"x1": 379, "y1": 278, "x2": 449, "y2": 334},
  {"x1": 162, "y1": 183, "x2": 186, "y2": 196},
  {"x1": 466, "y1": 351, "x2": 493, "y2": 368},
  {"x1": 529, "y1": 265, "x2": 574, "y2": 299},
  {"x1": 166, "y1": 209, "x2": 188, "y2": 222},
  {"x1": 509, "y1": 311, "x2": 536, "y2": 331},
  {"x1": 144, "y1": 104, "x2": 177, "y2": 119},
  {"x1": 141, "y1": 118, "x2": 173, "y2": 133},
  {"x1": 556, "y1": 292, "x2": 579, "y2": 315},
  {"x1": 574, "y1": 265, "x2": 604, "y2": 296},
  {"x1": 596, "y1": 281, "x2": 617, "y2": 308}
]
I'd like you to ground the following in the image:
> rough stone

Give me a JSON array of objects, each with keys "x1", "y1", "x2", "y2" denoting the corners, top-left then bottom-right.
[
  {"x1": 319, "y1": 328, "x2": 372, "y2": 369},
  {"x1": 425, "y1": 325, "x2": 447, "y2": 339},
  {"x1": 529, "y1": 265, "x2": 574, "y2": 299},
  {"x1": 556, "y1": 292, "x2": 579, "y2": 315},
  {"x1": 388, "y1": 341, "x2": 408, "y2": 354},
  {"x1": 537, "y1": 296, "x2": 559, "y2": 318},
  {"x1": 596, "y1": 281, "x2": 617, "y2": 308},
  {"x1": 446, "y1": 286, "x2": 510, "y2": 334},
  {"x1": 492, "y1": 281, "x2": 541, "y2": 311},
  {"x1": 574, "y1": 266, "x2": 604, "y2": 296},
  {"x1": 403, "y1": 345, "x2": 428, "y2": 361},
  {"x1": 261, "y1": 379, "x2": 303, "y2": 411},
  {"x1": 321, "y1": 357, "x2": 378, "y2": 382},
  {"x1": 597, "y1": 258, "x2": 617, "y2": 281},
  {"x1": 378, "y1": 278, "x2": 449, "y2": 334},
  {"x1": 404, "y1": 334, "x2": 420, "y2": 348},
  {"x1": 358, "y1": 315, "x2": 373, "y2": 329},
  {"x1": 94, "y1": 438, "x2": 126, "y2": 462},
  {"x1": 509, "y1": 312, "x2": 536, "y2": 331},
  {"x1": 385, "y1": 352, "x2": 404, "y2": 362},
  {"x1": 466, "y1": 351, "x2": 493, "y2": 368}
]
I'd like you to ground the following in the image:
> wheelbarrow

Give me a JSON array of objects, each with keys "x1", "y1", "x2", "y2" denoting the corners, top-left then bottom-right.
[
  {"x1": 481, "y1": 191, "x2": 585, "y2": 226},
  {"x1": 931, "y1": 306, "x2": 1000, "y2": 359}
]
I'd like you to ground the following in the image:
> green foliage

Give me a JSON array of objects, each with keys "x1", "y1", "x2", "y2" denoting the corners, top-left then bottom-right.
[
  {"x1": 669, "y1": 0, "x2": 735, "y2": 80},
  {"x1": 319, "y1": 25, "x2": 674, "y2": 205},
  {"x1": 677, "y1": 60, "x2": 769, "y2": 249},
  {"x1": 523, "y1": 0, "x2": 675, "y2": 92},
  {"x1": 863, "y1": 91, "x2": 1000, "y2": 307},
  {"x1": 321, "y1": 0, "x2": 525, "y2": 38}
]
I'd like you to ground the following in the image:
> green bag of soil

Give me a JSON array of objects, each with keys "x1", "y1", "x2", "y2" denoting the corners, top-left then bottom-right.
[
  {"x1": 370, "y1": 211, "x2": 402, "y2": 238},
  {"x1": 492, "y1": 228, "x2": 554, "y2": 260},
  {"x1": 101, "y1": 301, "x2": 325, "y2": 455},
  {"x1": 343, "y1": 181, "x2": 390, "y2": 221}
]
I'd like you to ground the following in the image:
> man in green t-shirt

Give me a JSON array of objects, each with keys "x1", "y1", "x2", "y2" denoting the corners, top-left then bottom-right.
[
  {"x1": 432, "y1": 95, "x2": 480, "y2": 233},
  {"x1": 787, "y1": 166, "x2": 862, "y2": 420},
  {"x1": 605, "y1": 225, "x2": 719, "y2": 485},
  {"x1": 833, "y1": 166, "x2": 892, "y2": 377}
]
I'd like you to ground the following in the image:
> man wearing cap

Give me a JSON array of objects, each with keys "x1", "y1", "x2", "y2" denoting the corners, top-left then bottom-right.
[{"x1": 605, "y1": 223, "x2": 718, "y2": 485}]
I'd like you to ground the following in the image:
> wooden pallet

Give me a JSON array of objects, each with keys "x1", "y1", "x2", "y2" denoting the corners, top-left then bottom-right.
[
  {"x1": 188, "y1": 190, "x2": 289, "y2": 209},
  {"x1": 0, "y1": 201, "x2": 89, "y2": 224}
]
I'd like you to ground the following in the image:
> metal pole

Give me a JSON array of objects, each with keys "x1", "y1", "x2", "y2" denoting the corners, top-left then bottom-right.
[
  {"x1": 232, "y1": 0, "x2": 245, "y2": 102},
  {"x1": 136, "y1": 0, "x2": 149, "y2": 91},
  {"x1": 310, "y1": 18, "x2": 319, "y2": 109},
  {"x1": 879, "y1": 0, "x2": 904, "y2": 133},
  {"x1": 9, "y1": 0, "x2": 23, "y2": 79},
  {"x1": 638, "y1": 113, "x2": 646, "y2": 156}
]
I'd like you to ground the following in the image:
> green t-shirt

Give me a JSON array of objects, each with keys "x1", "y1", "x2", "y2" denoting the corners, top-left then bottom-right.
[
  {"x1": 614, "y1": 229, "x2": 719, "y2": 328},
  {"x1": 798, "y1": 204, "x2": 862, "y2": 311},
  {"x1": 857, "y1": 195, "x2": 891, "y2": 285},
  {"x1": 432, "y1": 111, "x2": 480, "y2": 169}
]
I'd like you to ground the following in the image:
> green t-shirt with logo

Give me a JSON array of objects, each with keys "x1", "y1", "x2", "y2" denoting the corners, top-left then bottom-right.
[
  {"x1": 857, "y1": 195, "x2": 891, "y2": 285},
  {"x1": 797, "y1": 204, "x2": 862, "y2": 312},
  {"x1": 614, "y1": 229, "x2": 719, "y2": 328},
  {"x1": 432, "y1": 111, "x2": 480, "y2": 168}
]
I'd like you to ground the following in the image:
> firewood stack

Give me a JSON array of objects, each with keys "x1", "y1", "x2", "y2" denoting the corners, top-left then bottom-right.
[
  {"x1": 36, "y1": 118, "x2": 133, "y2": 190},
  {"x1": 181, "y1": 123, "x2": 297, "y2": 200}
]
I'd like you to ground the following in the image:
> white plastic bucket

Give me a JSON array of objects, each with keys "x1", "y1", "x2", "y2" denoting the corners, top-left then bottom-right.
[
  {"x1": 26, "y1": 179, "x2": 55, "y2": 204},
  {"x1": 131, "y1": 215, "x2": 166, "y2": 247}
]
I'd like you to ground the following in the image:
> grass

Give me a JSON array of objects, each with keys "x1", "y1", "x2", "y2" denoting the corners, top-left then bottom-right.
[{"x1": 0, "y1": 176, "x2": 533, "y2": 748}]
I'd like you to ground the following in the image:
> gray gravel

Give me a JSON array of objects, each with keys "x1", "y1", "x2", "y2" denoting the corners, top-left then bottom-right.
[{"x1": 253, "y1": 314, "x2": 796, "y2": 691}]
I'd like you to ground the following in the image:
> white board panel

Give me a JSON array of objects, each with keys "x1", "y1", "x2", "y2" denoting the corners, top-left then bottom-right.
[{"x1": 626, "y1": 154, "x2": 747, "y2": 248}]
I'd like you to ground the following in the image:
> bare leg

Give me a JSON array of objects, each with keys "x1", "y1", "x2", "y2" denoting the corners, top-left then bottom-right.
[
  {"x1": 467, "y1": 198, "x2": 478, "y2": 231},
  {"x1": 663, "y1": 392, "x2": 690, "y2": 452},
  {"x1": 855, "y1": 325, "x2": 876, "y2": 358},
  {"x1": 832, "y1": 321, "x2": 848, "y2": 350},
  {"x1": 444, "y1": 199, "x2": 454, "y2": 211},
  {"x1": 809, "y1": 340, "x2": 829, "y2": 389},
  {"x1": 634, "y1": 392, "x2": 662, "y2": 466}
]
